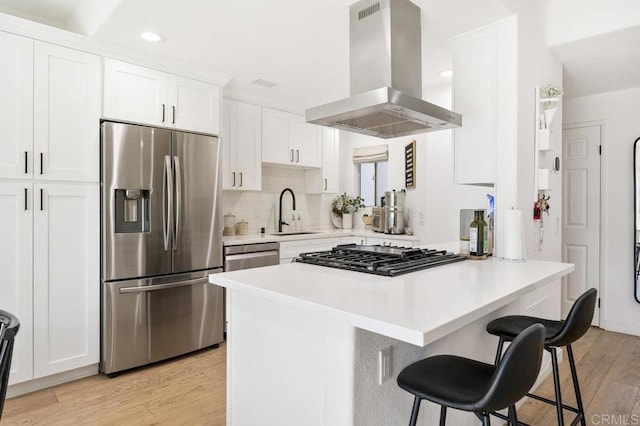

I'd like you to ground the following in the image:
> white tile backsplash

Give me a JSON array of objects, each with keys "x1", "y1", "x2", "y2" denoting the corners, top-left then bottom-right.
[{"x1": 222, "y1": 165, "x2": 334, "y2": 234}]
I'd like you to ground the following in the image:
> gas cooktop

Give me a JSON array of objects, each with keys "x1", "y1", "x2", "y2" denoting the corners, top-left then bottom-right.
[{"x1": 295, "y1": 244, "x2": 465, "y2": 277}]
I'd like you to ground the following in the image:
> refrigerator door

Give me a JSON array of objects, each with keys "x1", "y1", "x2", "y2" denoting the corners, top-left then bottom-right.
[
  {"x1": 101, "y1": 269, "x2": 224, "y2": 374},
  {"x1": 172, "y1": 131, "x2": 223, "y2": 272},
  {"x1": 102, "y1": 121, "x2": 173, "y2": 281}
]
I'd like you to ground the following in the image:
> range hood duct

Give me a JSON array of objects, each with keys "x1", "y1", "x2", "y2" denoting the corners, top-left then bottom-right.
[{"x1": 305, "y1": 0, "x2": 461, "y2": 139}]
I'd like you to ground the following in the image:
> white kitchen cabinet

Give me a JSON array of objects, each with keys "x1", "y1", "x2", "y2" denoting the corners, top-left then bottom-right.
[
  {"x1": 0, "y1": 182, "x2": 34, "y2": 385},
  {"x1": 262, "y1": 107, "x2": 322, "y2": 168},
  {"x1": 34, "y1": 42, "x2": 101, "y2": 183},
  {"x1": 221, "y1": 99, "x2": 262, "y2": 190},
  {"x1": 305, "y1": 128, "x2": 339, "y2": 193},
  {"x1": 0, "y1": 182, "x2": 99, "y2": 384},
  {"x1": 104, "y1": 59, "x2": 220, "y2": 135},
  {"x1": 452, "y1": 25, "x2": 497, "y2": 185},
  {"x1": 0, "y1": 32, "x2": 33, "y2": 180},
  {"x1": 33, "y1": 183, "x2": 99, "y2": 378}
]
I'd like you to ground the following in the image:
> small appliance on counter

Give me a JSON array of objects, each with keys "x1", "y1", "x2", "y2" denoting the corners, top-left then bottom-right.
[
  {"x1": 371, "y1": 206, "x2": 386, "y2": 233},
  {"x1": 384, "y1": 189, "x2": 406, "y2": 234}
]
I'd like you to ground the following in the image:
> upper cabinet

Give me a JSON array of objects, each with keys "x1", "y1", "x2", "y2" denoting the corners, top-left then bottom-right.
[
  {"x1": 34, "y1": 42, "x2": 101, "y2": 182},
  {"x1": 452, "y1": 25, "x2": 498, "y2": 185},
  {"x1": 262, "y1": 107, "x2": 322, "y2": 168},
  {"x1": 305, "y1": 128, "x2": 339, "y2": 193},
  {"x1": 0, "y1": 33, "x2": 101, "y2": 183},
  {"x1": 221, "y1": 99, "x2": 262, "y2": 191},
  {"x1": 104, "y1": 59, "x2": 220, "y2": 135},
  {"x1": 0, "y1": 32, "x2": 33, "y2": 180}
]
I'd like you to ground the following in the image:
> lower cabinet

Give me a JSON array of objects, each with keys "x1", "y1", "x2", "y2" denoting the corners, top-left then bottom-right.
[
  {"x1": 0, "y1": 181, "x2": 99, "y2": 384},
  {"x1": 279, "y1": 238, "x2": 342, "y2": 264}
]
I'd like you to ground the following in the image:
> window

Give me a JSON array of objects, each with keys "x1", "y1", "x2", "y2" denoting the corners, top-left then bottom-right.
[{"x1": 359, "y1": 162, "x2": 388, "y2": 207}]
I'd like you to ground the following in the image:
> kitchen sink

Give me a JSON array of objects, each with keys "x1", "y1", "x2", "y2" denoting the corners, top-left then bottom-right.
[{"x1": 269, "y1": 231, "x2": 320, "y2": 236}]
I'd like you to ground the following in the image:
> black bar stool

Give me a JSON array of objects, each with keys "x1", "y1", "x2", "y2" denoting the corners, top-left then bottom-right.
[
  {"x1": 0, "y1": 310, "x2": 20, "y2": 420},
  {"x1": 397, "y1": 324, "x2": 545, "y2": 426},
  {"x1": 486, "y1": 288, "x2": 597, "y2": 426}
]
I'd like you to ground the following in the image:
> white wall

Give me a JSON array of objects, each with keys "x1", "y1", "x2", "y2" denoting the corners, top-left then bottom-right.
[
  {"x1": 547, "y1": 0, "x2": 640, "y2": 46},
  {"x1": 340, "y1": 84, "x2": 489, "y2": 245},
  {"x1": 564, "y1": 87, "x2": 640, "y2": 335}
]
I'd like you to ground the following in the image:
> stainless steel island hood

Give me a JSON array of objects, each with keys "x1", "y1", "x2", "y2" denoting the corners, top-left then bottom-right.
[{"x1": 306, "y1": 0, "x2": 461, "y2": 139}]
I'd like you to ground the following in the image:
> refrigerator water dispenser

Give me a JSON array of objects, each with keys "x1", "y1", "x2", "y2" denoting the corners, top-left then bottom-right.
[{"x1": 115, "y1": 189, "x2": 150, "y2": 233}]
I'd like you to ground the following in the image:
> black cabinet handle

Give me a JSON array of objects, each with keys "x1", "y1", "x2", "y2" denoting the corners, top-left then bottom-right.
[
  {"x1": 232, "y1": 172, "x2": 236, "y2": 187},
  {"x1": 40, "y1": 153, "x2": 43, "y2": 174},
  {"x1": 24, "y1": 151, "x2": 28, "y2": 174},
  {"x1": 162, "y1": 104, "x2": 166, "y2": 123},
  {"x1": 239, "y1": 172, "x2": 243, "y2": 187},
  {"x1": 40, "y1": 188, "x2": 43, "y2": 211},
  {"x1": 324, "y1": 178, "x2": 328, "y2": 191},
  {"x1": 172, "y1": 106, "x2": 176, "y2": 124},
  {"x1": 24, "y1": 188, "x2": 28, "y2": 210}
]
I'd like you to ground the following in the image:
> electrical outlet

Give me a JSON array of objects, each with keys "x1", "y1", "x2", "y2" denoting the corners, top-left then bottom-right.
[{"x1": 378, "y1": 346, "x2": 393, "y2": 385}]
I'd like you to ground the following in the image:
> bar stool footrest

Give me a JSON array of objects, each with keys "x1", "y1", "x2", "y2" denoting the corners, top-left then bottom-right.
[{"x1": 489, "y1": 410, "x2": 530, "y2": 426}]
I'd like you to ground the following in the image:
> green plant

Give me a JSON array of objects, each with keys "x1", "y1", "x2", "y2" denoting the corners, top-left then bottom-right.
[
  {"x1": 541, "y1": 84, "x2": 563, "y2": 99},
  {"x1": 332, "y1": 193, "x2": 365, "y2": 215}
]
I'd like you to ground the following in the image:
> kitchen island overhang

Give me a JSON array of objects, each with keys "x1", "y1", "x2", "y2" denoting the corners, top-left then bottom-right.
[{"x1": 210, "y1": 258, "x2": 574, "y2": 425}]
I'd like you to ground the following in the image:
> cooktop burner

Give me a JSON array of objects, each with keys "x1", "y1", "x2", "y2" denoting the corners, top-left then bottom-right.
[{"x1": 295, "y1": 244, "x2": 465, "y2": 277}]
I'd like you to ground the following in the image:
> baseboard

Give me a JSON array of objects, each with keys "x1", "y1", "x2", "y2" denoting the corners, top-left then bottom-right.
[
  {"x1": 7, "y1": 364, "x2": 99, "y2": 398},
  {"x1": 601, "y1": 319, "x2": 640, "y2": 337}
]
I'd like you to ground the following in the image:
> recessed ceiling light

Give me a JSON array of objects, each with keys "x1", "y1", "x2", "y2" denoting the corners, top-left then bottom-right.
[
  {"x1": 140, "y1": 32, "x2": 166, "y2": 42},
  {"x1": 251, "y1": 79, "x2": 278, "y2": 88},
  {"x1": 438, "y1": 70, "x2": 453, "y2": 78}
]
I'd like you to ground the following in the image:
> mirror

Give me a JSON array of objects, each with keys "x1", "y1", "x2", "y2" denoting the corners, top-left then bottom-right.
[{"x1": 635, "y1": 137, "x2": 640, "y2": 302}]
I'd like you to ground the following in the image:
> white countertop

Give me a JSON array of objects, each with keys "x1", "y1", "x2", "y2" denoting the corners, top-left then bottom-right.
[
  {"x1": 222, "y1": 228, "x2": 420, "y2": 246},
  {"x1": 210, "y1": 258, "x2": 574, "y2": 346}
]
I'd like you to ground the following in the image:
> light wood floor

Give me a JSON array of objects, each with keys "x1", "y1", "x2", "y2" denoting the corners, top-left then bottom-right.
[{"x1": 2, "y1": 327, "x2": 639, "y2": 425}]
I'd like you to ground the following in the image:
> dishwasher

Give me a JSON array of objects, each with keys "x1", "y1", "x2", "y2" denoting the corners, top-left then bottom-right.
[
  {"x1": 223, "y1": 242, "x2": 280, "y2": 332},
  {"x1": 224, "y1": 242, "x2": 280, "y2": 271}
]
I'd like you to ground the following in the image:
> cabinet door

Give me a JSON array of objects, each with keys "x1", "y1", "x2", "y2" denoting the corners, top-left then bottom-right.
[
  {"x1": 168, "y1": 75, "x2": 220, "y2": 134},
  {"x1": 103, "y1": 59, "x2": 168, "y2": 126},
  {"x1": 262, "y1": 108, "x2": 292, "y2": 165},
  {"x1": 0, "y1": 182, "x2": 33, "y2": 385},
  {"x1": 34, "y1": 43, "x2": 101, "y2": 183},
  {"x1": 0, "y1": 32, "x2": 33, "y2": 179},
  {"x1": 322, "y1": 128, "x2": 339, "y2": 192},
  {"x1": 33, "y1": 183, "x2": 99, "y2": 378},
  {"x1": 235, "y1": 101, "x2": 262, "y2": 190},
  {"x1": 290, "y1": 120, "x2": 321, "y2": 167},
  {"x1": 221, "y1": 99, "x2": 237, "y2": 189}
]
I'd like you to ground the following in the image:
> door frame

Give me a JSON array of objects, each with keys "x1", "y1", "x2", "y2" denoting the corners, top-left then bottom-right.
[{"x1": 562, "y1": 119, "x2": 605, "y2": 327}]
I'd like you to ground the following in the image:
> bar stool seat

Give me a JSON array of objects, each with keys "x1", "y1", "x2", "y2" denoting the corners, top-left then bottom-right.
[
  {"x1": 486, "y1": 288, "x2": 597, "y2": 426},
  {"x1": 398, "y1": 324, "x2": 545, "y2": 426}
]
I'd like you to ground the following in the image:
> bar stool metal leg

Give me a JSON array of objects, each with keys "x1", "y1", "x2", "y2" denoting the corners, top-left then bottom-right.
[
  {"x1": 508, "y1": 405, "x2": 518, "y2": 425},
  {"x1": 494, "y1": 336, "x2": 505, "y2": 365},
  {"x1": 550, "y1": 347, "x2": 565, "y2": 426},
  {"x1": 566, "y1": 345, "x2": 586, "y2": 426},
  {"x1": 482, "y1": 412, "x2": 491, "y2": 426},
  {"x1": 440, "y1": 406, "x2": 447, "y2": 426},
  {"x1": 409, "y1": 397, "x2": 421, "y2": 426}
]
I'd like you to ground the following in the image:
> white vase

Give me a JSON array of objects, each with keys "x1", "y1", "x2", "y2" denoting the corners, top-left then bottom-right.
[
  {"x1": 342, "y1": 213, "x2": 353, "y2": 229},
  {"x1": 543, "y1": 107, "x2": 557, "y2": 129}
]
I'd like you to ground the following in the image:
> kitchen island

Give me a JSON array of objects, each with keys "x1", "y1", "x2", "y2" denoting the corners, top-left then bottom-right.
[{"x1": 210, "y1": 257, "x2": 574, "y2": 426}]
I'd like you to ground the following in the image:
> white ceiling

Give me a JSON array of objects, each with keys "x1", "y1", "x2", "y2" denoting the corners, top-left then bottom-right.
[{"x1": 1, "y1": 0, "x2": 637, "y2": 109}]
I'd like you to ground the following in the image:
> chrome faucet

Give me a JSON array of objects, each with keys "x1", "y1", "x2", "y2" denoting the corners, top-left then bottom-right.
[{"x1": 278, "y1": 188, "x2": 296, "y2": 232}]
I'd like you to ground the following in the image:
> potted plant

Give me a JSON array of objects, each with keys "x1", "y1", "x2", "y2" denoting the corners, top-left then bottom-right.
[
  {"x1": 332, "y1": 193, "x2": 364, "y2": 229},
  {"x1": 540, "y1": 84, "x2": 563, "y2": 129}
]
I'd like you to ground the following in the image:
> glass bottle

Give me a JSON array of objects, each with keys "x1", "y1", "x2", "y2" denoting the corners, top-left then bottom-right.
[{"x1": 469, "y1": 210, "x2": 487, "y2": 258}]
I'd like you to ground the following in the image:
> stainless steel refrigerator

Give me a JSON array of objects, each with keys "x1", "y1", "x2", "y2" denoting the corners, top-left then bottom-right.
[{"x1": 100, "y1": 121, "x2": 223, "y2": 375}]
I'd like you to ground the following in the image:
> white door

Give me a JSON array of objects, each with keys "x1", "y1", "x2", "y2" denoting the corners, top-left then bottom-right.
[
  {"x1": 262, "y1": 108, "x2": 292, "y2": 165},
  {"x1": 0, "y1": 182, "x2": 33, "y2": 385},
  {"x1": 103, "y1": 59, "x2": 168, "y2": 126},
  {"x1": 562, "y1": 125, "x2": 601, "y2": 324},
  {"x1": 34, "y1": 42, "x2": 101, "y2": 183},
  {"x1": 33, "y1": 183, "x2": 99, "y2": 377},
  {"x1": 168, "y1": 75, "x2": 220, "y2": 134},
  {"x1": 235, "y1": 101, "x2": 262, "y2": 190},
  {"x1": 0, "y1": 32, "x2": 33, "y2": 179}
]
